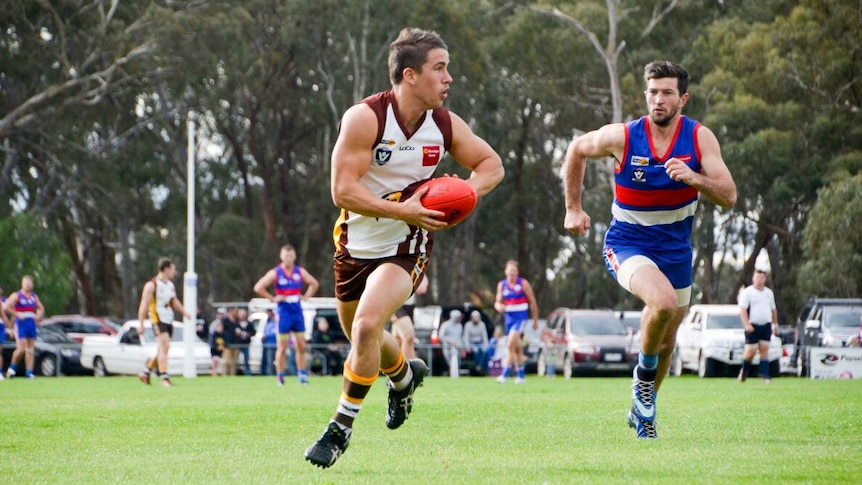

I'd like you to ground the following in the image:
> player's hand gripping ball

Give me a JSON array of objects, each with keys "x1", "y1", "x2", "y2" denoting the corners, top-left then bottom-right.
[{"x1": 418, "y1": 177, "x2": 478, "y2": 226}]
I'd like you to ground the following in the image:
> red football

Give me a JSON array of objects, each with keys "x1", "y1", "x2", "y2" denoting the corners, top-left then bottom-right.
[{"x1": 418, "y1": 177, "x2": 478, "y2": 226}]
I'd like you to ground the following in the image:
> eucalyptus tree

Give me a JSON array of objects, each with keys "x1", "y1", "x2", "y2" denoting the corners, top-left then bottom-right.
[{"x1": 688, "y1": 0, "x2": 862, "y2": 318}]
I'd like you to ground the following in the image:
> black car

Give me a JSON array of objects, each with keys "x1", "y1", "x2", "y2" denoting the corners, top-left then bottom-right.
[
  {"x1": 2, "y1": 325, "x2": 87, "y2": 377},
  {"x1": 794, "y1": 297, "x2": 862, "y2": 376}
]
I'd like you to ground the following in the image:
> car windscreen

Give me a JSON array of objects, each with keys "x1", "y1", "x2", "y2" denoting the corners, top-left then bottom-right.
[
  {"x1": 571, "y1": 315, "x2": 628, "y2": 336},
  {"x1": 823, "y1": 307, "x2": 862, "y2": 329},
  {"x1": 706, "y1": 314, "x2": 743, "y2": 330}
]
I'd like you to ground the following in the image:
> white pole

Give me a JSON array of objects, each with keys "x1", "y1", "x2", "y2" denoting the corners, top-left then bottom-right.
[{"x1": 183, "y1": 117, "x2": 198, "y2": 379}]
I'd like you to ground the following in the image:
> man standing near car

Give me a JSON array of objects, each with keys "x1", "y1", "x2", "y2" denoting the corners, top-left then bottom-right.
[
  {"x1": 738, "y1": 269, "x2": 778, "y2": 383},
  {"x1": 137, "y1": 257, "x2": 192, "y2": 387}
]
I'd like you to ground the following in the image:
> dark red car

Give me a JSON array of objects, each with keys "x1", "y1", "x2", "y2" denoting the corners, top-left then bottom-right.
[{"x1": 39, "y1": 315, "x2": 122, "y2": 343}]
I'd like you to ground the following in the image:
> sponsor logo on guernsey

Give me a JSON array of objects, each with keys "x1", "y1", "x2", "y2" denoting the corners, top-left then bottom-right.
[
  {"x1": 632, "y1": 168, "x2": 647, "y2": 183},
  {"x1": 399, "y1": 145, "x2": 416, "y2": 151},
  {"x1": 631, "y1": 156, "x2": 650, "y2": 166},
  {"x1": 374, "y1": 146, "x2": 392, "y2": 165},
  {"x1": 422, "y1": 146, "x2": 441, "y2": 166}
]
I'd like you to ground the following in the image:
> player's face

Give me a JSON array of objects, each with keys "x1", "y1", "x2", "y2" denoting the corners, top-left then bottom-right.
[
  {"x1": 504, "y1": 264, "x2": 518, "y2": 280},
  {"x1": 280, "y1": 248, "x2": 296, "y2": 266},
  {"x1": 644, "y1": 78, "x2": 688, "y2": 127},
  {"x1": 415, "y1": 48, "x2": 452, "y2": 109},
  {"x1": 21, "y1": 277, "x2": 33, "y2": 291},
  {"x1": 164, "y1": 264, "x2": 177, "y2": 279}
]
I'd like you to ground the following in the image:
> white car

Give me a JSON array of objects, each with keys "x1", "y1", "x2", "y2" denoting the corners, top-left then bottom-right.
[
  {"x1": 672, "y1": 304, "x2": 782, "y2": 378},
  {"x1": 243, "y1": 297, "x2": 343, "y2": 374},
  {"x1": 81, "y1": 320, "x2": 211, "y2": 377}
]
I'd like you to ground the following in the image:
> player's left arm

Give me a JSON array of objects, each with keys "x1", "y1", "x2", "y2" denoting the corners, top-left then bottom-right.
[
  {"x1": 300, "y1": 268, "x2": 320, "y2": 300},
  {"x1": 665, "y1": 125, "x2": 737, "y2": 208},
  {"x1": 3, "y1": 293, "x2": 18, "y2": 321},
  {"x1": 446, "y1": 112, "x2": 504, "y2": 197},
  {"x1": 171, "y1": 296, "x2": 192, "y2": 321},
  {"x1": 522, "y1": 279, "x2": 540, "y2": 329},
  {"x1": 34, "y1": 295, "x2": 45, "y2": 322}
]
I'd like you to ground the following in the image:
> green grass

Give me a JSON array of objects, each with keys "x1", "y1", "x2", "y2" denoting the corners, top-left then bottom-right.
[{"x1": 1, "y1": 374, "x2": 860, "y2": 484}]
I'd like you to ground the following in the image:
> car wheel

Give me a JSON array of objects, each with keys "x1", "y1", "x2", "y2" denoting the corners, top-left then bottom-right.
[
  {"x1": 769, "y1": 360, "x2": 780, "y2": 379},
  {"x1": 669, "y1": 347, "x2": 683, "y2": 377},
  {"x1": 39, "y1": 354, "x2": 57, "y2": 377},
  {"x1": 563, "y1": 353, "x2": 573, "y2": 380},
  {"x1": 536, "y1": 350, "x2": 546, "y2": 376},
  {"x1": 93, "y1": 357, "x2": 108, "y2": 378},
  {"x1": 698, "y1": 354, "x2": 717, "y2": 378}
]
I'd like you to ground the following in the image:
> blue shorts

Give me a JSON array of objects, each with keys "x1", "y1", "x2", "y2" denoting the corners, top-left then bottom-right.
[
  {"x1": 0, "y1": 323, "x2": 5, "y2": 344},
  {"x1": 277, "y1": 311, "x2": 305, "y2": 335},
  {"x1": 603, "y1": 245, "x2": 692, "y2": 289},
  {"x1": 505, "y1": 319, "x2": 527, "y2": 336},
  {"x1": 16, "y1": 320, "x2": 38, "y2": 339}
]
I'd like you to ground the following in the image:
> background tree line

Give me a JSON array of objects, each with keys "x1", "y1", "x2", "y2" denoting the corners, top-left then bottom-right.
[{"x1": 1, "y1": 0, "x2": 860, "y2": 325}]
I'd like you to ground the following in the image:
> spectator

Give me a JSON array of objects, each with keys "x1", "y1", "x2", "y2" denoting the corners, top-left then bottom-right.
[
  {"x1": 541, "y1": 326, "x2": 557, "y2": 378},
  {"x1": 209, "y1": 320, "x2": 226, "y2": 377},
  {"x1": 221, "y1": 307, "x2": 240, "y2": 376},
  {"x1": 313, "y1": 317, "x2": 345, "y2": 376},
  {"x1": 438, "y1": 310, "x2": 464, "y2": 378},
  {"x1": 260, "y1": 310, "x2": 278, "y2": 376},
  {"x1": 236, "y1": 308, "x2": 256, "y2": 376},
  {"x1": 738, "y1": 269, "x2": 778, "y2": 383},
  {"x1": 209, "y1": 308, "x2": 226, "y2": 338},
  {"x1": 486, "y1": 326, "x2": 508, "y2": 377},
  {"x1": 462, "y1": 310, "x2": 489, "y2": 374},
  {"x1": 195, "y1": 308, "x2": 209, "y2": 341}
]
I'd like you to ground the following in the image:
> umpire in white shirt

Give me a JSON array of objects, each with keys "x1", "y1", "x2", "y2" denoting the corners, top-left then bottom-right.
[{"x1": 738, "y1": 269, "x2": 778, "y2": 382}]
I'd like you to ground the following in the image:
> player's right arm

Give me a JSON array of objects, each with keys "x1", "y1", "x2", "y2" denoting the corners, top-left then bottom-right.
[
  {"x1": 563, "y1": 123, "x2": 625, "y2": 236},
  {"x1": 253, "y1": 269, "x2": 280, "y2": 302},
  {"x1": 493, "y1": 281, "x2": 505, "y2": 314},
  {"x1": 331, "y1": 104, "x2": 446, "y2": 231}
]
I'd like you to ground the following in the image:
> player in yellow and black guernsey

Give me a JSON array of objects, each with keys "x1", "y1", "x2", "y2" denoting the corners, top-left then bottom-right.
[{"x1": 137, "y1": 257, "x2": 191, "y2": 387}]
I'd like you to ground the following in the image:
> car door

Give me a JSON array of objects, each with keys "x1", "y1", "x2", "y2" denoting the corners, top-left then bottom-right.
[
  {"x1": 677, "y1": 310, "x2": 703, "y2": 367},
  {"x1": 114, "y1": 328, "x2": 149, "y2": 374}
]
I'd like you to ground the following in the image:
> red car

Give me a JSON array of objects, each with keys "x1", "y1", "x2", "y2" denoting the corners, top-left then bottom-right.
[
  {"x1": 39, "y1": 315, "x2": 122, "y2": 343},
  {"x1": 538, "y1": 308, "x2": 639, "y2": 378}
]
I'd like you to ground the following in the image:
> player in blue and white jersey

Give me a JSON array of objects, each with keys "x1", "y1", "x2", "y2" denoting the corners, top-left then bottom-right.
[{"x1": 563, "y1": 61, "x2": 737, "y2": 438}]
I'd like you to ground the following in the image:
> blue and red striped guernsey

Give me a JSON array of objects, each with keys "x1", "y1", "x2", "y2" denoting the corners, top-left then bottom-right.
[
  {"x1": 606, "y1": 115, "x2": 702, "y2": 253},
  {"x1": 501, "y1": 277, "x2": 529, "y2": 324},
  {"x1": 274, "y1": 265, "x2": 303, "y2": 312},
  {"x1": 14, "y1": 291, "x2": 39, "y2": 323}
]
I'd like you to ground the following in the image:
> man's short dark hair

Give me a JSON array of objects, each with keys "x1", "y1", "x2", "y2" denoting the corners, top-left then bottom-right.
[
  {"x1": 388, "y1": 27, "x2": 448, "y2": 85},
  {"x1": 158, "y1": 257, "x2": 174, "y2": 272},
  {"x1": 644, "y1": 61, "x2": 689, "y2": 95}
]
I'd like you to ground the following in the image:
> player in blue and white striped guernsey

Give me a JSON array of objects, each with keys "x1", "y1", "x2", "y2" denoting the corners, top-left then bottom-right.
[{"x1": 563, "y1": 61, "x2": 737, "y2": 438}]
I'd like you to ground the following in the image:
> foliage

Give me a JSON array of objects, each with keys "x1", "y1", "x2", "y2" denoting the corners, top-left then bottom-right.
[
  {"x1": 0, "y1": 215, "x2": 73, "y2": 315},
  {"x1": 798, "y1": 172, "x2": 862, "y2": 296},
  {"x1": 1, "y1": 0, "x2": 861, "y2": 322}
]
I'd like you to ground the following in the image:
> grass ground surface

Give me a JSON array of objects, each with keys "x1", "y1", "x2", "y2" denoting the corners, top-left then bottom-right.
[{"x1": 0, "y1": 374, "x2": 859, "y2": 484}]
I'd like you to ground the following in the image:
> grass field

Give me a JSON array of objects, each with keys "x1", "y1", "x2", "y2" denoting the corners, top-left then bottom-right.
[{"x1": 1, "y1": 374, "x2": 860, "y2": 484}]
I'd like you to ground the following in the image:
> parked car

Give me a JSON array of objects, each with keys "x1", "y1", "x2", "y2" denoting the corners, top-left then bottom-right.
[
  {"x1": 244, "y1": 297, "x2": 347, "y2": 375},
  {"x1": 39, "y1": 314, "x2": 122, "y2": 343},
  {"x1": 80, "y1": 320, "x2": 211, "y2": 377},
  {"x1": 2, "y1": 325, "x2": 87, "y2": 376},
  {"x1": 537, "y1": 308, "x2": 638, "y2": 378},
  {"x1": 617, "y1": 310, "x2": 642, "y2": 334},
  {"x1": 672, "y1": 304, "x2": 782, "y2": 378},
  {"x1": 793, "y1": 297, "x2": 862, "y2": 377}
]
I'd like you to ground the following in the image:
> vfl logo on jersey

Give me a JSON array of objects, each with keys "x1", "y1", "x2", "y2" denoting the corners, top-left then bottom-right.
[
  {"x1": 422, "y1": 146, "x2": 441, "y2": 166},
  {"x1": 630, "y1": 156, "x2": 650, "y2": 166},
  {"x1": 632, "y1": 168, "x2": 647, "y2": 183},
  {"x1": 374, "y1": 146, "x2": 392, "y2": 166}
]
